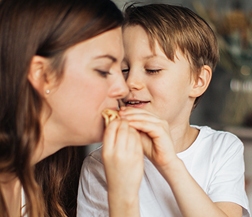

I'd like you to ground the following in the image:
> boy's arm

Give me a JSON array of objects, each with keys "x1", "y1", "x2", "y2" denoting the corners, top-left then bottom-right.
[
  {"x1": 120, "y1": 108, "x2": 245, "y2": 217},
  {"x1": 159, "y1": 157, "x2": 242, "y2": 217}
]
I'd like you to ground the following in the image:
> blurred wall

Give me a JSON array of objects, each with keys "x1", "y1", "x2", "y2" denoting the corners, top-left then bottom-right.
[{"x1": 113, "y1": 0, "x2": 252, "y2": 11}]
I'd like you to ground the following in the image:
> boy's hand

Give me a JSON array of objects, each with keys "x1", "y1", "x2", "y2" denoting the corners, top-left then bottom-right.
[
  {"x1": 119, "y1": 107, "x2": 242, "y2": 217},
  {"x1": 119, "y1": 107, "x2": 179, "y2": 171}
]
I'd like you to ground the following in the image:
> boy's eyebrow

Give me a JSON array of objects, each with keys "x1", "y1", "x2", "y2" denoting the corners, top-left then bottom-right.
[
  {"x1": 94, "y1": 55, "x2": 117, "y2": 62},
  {"x1": 143, "y1": 55, "x2": 155, "y2": 60},
  {"x1": 123, "y1": 54, "x2": 167, "y2": 63},
  {"x1": 143, "y1": 54, "x2": 168, "y2": 61}
]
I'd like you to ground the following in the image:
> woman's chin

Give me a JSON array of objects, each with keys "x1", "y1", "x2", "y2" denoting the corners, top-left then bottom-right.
[{"x1": 85, "y1": 129, "x2": 104, "y2": 145}]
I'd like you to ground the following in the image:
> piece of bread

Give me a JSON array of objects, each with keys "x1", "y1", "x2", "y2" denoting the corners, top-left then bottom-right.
[{"x1": 102, "y1": 109, "x2": 120, "y2": 126}]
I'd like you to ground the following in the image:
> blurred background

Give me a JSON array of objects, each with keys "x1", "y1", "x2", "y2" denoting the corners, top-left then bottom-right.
[{"x1": 83, "y1": 0, "x2": 252, "y2": 211}]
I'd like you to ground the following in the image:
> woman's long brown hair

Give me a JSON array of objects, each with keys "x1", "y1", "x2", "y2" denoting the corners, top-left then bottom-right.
[{"x1": 0, "y1": 0, "x2": 123, "y2": 216}]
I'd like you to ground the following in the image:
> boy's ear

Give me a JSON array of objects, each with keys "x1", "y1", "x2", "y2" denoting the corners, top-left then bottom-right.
[
  {"x1": 189, "y1": 65, "x2": 212, "y2": 98},
  {"x1": 27, "y1": 56, "x2": 52, "y2": 97}
]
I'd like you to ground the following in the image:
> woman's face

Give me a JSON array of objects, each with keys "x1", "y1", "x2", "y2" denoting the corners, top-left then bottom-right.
[{"x1": 45, "y1": 27, "x2": 128, "y2": 146}]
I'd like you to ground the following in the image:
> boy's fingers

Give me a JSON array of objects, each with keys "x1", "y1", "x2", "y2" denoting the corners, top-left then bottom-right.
[
  {"x1": 119, "y1": 107, "x2": 158, "y2": 118},
  {"x1": 126, "y1": 127, "x2": 142, "y2": 151},
  {"x1": 121, "y1": 113, "x2": 161, "y2": 125},
  {"x1": 128, "y1": 119, "x2": 168, "y2": 138},
  {"x1": 140, "y1": 132, "x2": 153, "y2": 156}
]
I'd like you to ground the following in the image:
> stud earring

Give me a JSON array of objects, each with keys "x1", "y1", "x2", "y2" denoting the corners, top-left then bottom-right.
[{"x1": 46, "y1": 90, "x2": 50, "y2": 94}]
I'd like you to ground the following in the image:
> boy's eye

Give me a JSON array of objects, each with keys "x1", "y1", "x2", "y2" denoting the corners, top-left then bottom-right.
[
  {"x1": 96, "y1": 69, "x2": 111, "y2": 78},
  {"x1": 122, "y1": 68, "x2": 129, "y2": 79},
  {"x1": 146, "y1": 69, "x2": 161, "y2": 74}
]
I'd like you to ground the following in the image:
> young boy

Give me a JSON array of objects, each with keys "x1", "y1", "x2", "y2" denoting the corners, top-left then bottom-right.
[{"x1": 77, "y1": 4, "x2": 250, "y2": 217}]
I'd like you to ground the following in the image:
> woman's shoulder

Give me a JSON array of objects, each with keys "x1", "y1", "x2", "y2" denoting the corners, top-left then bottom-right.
[
  {"x1": 81, "y1": 145, "x2": 103, "y2": 169},
  {"x1": 79, "y1": 145, "x2": 106, "y2": 184}
]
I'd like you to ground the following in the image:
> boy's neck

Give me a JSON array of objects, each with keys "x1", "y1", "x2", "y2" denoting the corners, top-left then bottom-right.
[{"x1": 170, "y1": 123, "x2": 199, "y2": 154}]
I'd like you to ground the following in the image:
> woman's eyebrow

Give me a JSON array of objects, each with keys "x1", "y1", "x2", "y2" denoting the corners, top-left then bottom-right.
[{"x1": 94, "y1": 54, "x2": 117, "y2": 62}]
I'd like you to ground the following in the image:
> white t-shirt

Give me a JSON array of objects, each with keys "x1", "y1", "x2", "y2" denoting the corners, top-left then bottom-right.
[
  {"x1": 77, "y1": 126, "x2": 251, "y2": 217},
  {"x1": 21, "y1": 187, "x2": 27, "y2": 217}
]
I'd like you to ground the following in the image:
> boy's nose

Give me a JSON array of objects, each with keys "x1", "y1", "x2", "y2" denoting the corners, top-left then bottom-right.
[
  {"x1": 109, "y1": 74, "x2": 129, "y2": 99},
  {"x1": 127, "y1": 71, "x2": 145, "y2": 91}
]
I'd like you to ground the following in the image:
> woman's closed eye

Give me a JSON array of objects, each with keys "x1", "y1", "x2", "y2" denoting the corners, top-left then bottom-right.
[{"x1": 95, "y1": 69, "x2": 111, "y2": 78}]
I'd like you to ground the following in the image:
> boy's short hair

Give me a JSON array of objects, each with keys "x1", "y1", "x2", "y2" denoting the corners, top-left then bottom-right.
[{"x1": 123, "y1": 4, "x2": 219, "y2": 108}]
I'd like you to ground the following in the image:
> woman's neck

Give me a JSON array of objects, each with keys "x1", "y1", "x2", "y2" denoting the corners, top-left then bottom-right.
[
  {"x1": 31, "y1": 134, "x2": 64, "y2": 165},
  {"x1": 31, "y1": 104, "x2": 66, "y2": 165},
  {"x1": 0, "y1": 174, "x2": 21, "y2": 217}
]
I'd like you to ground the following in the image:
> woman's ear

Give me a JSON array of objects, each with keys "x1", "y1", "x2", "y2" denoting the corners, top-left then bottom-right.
[
  {"x1": 28, "y1": 56, "x2": 51, "y2": 97},
  {"x1": 189, "y1": 65, "x2": 212, "y2": 98}
]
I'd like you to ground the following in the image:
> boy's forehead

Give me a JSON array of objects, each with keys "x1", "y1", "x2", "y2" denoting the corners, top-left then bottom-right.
[{"x1": 123, "y1": 25, "x2": 189, "y2": 65}]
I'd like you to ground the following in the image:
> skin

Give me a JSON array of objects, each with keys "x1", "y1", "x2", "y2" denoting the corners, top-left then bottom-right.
[
  {"x1": 102, "y1": 119, "x2": 143, "y2": 217},
  {"x1": 0, "y1": 174, "x2": 21, "y2": 217},
  {"x1": 33, "y1": 27, "x2": 129, "y2": 162},
  {"x1": 1, "y1": 27, "x2": 144, "y2": 217},
  {"x1": 119, "y1": 25, "x2": 242, "y2": 217}
]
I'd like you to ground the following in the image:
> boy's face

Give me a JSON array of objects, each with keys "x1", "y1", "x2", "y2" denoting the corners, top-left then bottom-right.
[{"x1": 122, "y1": 25, "x2": 196, "y2": 125}]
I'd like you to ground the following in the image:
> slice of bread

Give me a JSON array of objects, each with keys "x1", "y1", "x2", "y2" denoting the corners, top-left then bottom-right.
[{"x1": 102, "y1": 109, "x2": 120, "y2": 126}]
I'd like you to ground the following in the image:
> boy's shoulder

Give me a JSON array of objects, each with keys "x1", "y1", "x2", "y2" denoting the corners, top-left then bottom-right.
[
  {"x1": 193, "y1": 125, "x2": 242, "y2": 141},
  {"x1": 192, "y1": 125, "x2": 243, "y2": 152},
  {"x1": 177, "y1": 125, "x2": 244, "y2": 164}
]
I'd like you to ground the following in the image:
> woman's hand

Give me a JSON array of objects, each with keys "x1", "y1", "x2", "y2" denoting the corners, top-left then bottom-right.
[
  {"x1": 119, "y1": 107, "x2": 179, "y2": 172},
  {"x1": 102, "y1": 118, "x2": 144, "y2": 217}
]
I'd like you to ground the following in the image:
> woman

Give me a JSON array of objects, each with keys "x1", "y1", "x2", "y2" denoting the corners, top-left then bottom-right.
[{"x1": 0, "y1": 0, "x2": 144, "y2": 216}]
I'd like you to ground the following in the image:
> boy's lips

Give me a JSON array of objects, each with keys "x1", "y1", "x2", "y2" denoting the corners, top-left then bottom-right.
[{"x1": 124, "y1": 99, "x2": 150, "y2": 108}]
